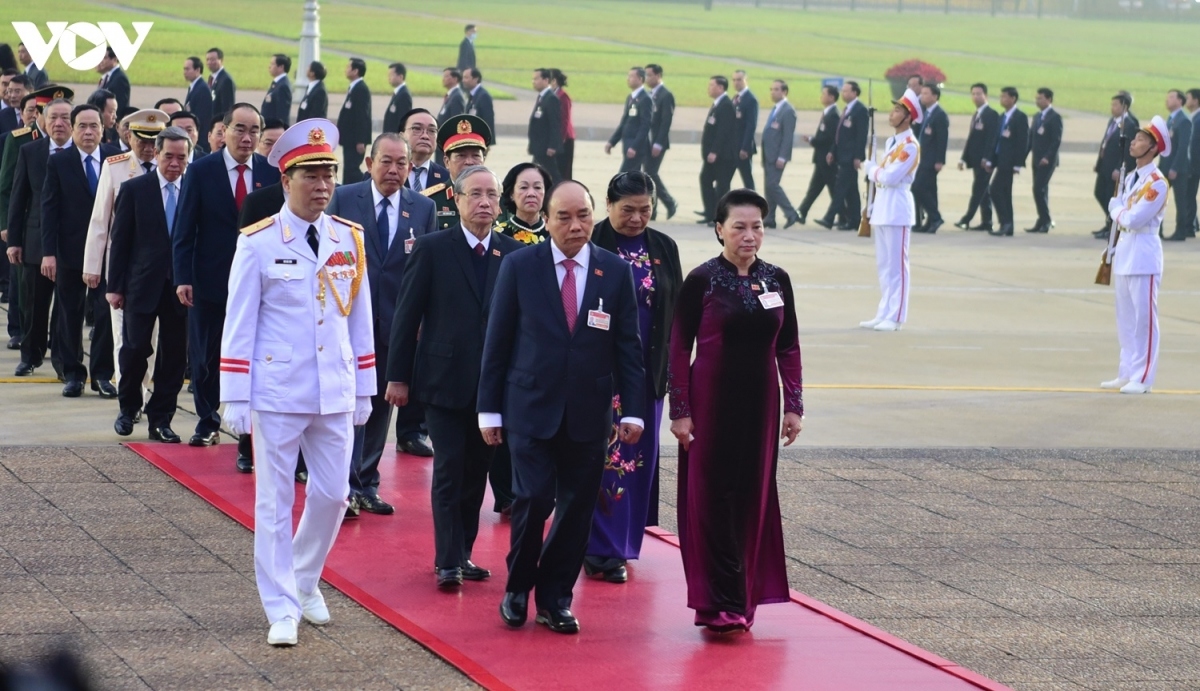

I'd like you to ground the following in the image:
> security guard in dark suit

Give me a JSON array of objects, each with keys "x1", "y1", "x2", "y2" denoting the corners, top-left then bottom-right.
[
  {"x1": 296, "y1": 61, "x2": 328, "y2": 121},
  {"x1": 644, "y1": 64, "x2": 676, "y2": 220},
  {"x1": 815, "y1": 81, "x2": 869, "y2": 230},
  {"x1": 797, "y1": 85, "x2": 840, "y2": 226},
  {"x1": 913, "y1": 84, "x2": 949, "y2": 233},
  {"x1": 337, "y1": 58, "x2": 372, "y2": 184},
  {"x1": 1092, "y1": 93, "x2": 1139, "y2": 240},
  {"x1": 697, "y1": 76, "x2": 738, "y2": 224},
  {"x1": 605, "y1": 67, "x2": 653, "y2": 174},
  {"x1": 261, "y1": 54, "x2": 293, "y2": 127},
  {"x1": 983, "y1": 87, "x2": 1029, "y2": 237},
  {"x1": 954, "y1": 83, "x2": 1001, "y2": 231},
  {"x1": 1186, "y1": 89, "x2": 1200, "y2": 238},
  {"x1": 1161, "y1": 89, "x2": 1192, "y2": 242},
  {"x1": 1026, "y1": 87, "x2": 1063, "y2": 234},
  {"x1": 425, "y1": 114, "x2": 493, "y2": 231},
  {"x1": 382, "y1": 63, "x2": 412, "y2": 134},
  {"x1": 732, "y1": 70, "x2": 758, "y2": 190},
  {"x1": 528, "y1": 69, "x2": 562, "y2": 183}
]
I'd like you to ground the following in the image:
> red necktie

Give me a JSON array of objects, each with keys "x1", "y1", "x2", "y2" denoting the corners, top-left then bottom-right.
[
  {"x1": 234, "y1": 164, "x2": 248, "y2": 211},
  {"x1": 560, "y1": 258, "x2": 578, "y2": 332},
  {"x1": 98, "y1": 75, "x2": 105, "y2": 87},
  {"x1": 208, "y1": 75, "x2": 214, "y2": 88}
]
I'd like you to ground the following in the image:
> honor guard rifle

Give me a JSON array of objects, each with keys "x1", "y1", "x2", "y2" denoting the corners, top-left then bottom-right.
[
  {"x1": 858, "y1": 80, "x2": 876, "y2": 238},
  {"x1": 1095, "y1": 131, "x2": 1128, "y2": 286}
]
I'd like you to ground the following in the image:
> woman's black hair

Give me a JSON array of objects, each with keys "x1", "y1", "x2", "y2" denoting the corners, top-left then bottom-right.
[
  {"x1": 500, "y1": 162, "x2": 554, "y2": 215},
  {"x1": 714, "y1": 188, "x2": 768, "y2": 244},
  {"x1": 605, "y1": 171, "x2": 656, "y2": 204}
]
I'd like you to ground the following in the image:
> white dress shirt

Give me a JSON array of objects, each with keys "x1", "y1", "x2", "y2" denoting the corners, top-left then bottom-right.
[
  {"x1": 461, "y1": 225, "x2": 491, "y2": 252},
  {"x1": 222, "y1": 146, "x2": 253, "y2": 195},
  {"x1": 370, "y1": 182, "x2": 401, "y2": 246},
  {"x1": 158, "y1": 169, "x2": 179, "y2": 211},
  {"x1": 306, "y1": 79, "x2": 320, "y2": 96}
]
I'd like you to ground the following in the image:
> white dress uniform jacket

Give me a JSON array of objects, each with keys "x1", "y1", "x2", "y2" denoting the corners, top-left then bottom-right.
[
  {"x1": 83, "y1": 151, "x2": 150, "y2": 276},
  {"x1": 1110, "y1": 162, "x2": 1167, "y2": 276},
  {"x1": 219, "y1": 207, "x2": 376, "y2": 410},
  {"x1": 862, "y1": 129, "x2": 920, "y2": 226}
]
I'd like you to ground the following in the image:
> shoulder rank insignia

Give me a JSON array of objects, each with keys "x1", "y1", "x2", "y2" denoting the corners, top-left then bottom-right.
[
  {"x1": 240, "y1": 216, "x2": 276, "y2": 235},
  {"x1": 10, "y1": 126, "x2": 32, "y2": 138},
  {"x1": 421, "y1": 182, "x2": 447, "y2": 198},
  {"x1": 330, "y1": 214, "x2": 364, "y2": 230},
  {"x1": 106, "y1": 152, "x2": 132, "y2": 164}
]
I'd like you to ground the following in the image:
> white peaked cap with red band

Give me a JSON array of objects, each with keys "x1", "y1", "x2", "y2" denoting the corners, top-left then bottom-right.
[
  {"x1": 268, "y1": 118, "x2": 341, "y2": 172},
  {"x1": 893, "y1": 88, "x2": 923, "y2": 125},
  {"x1": 1142, "y1": 115, "x2": 1171, "y2": 158}
]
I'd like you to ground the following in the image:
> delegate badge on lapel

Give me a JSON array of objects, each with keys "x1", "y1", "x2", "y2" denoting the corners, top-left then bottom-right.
[
  {"x1": 534, "y1": 107, "x2": 543, "y2": 119},
  {"x1": 404, "y1": 229, "x2": 415, "y2": 254},
  {"x1": 344, "y1": 100, "x2": 351, "y2": 109},
  {"x1": 757, "y1": 281, "x2": 783, "y2": 310},
  {"x1": 1037, "y1": 126, "x2": 1045, "y2": 135},
  {"x1": 629, "y1": 105, "x2": 638, "y2": 117},
  {"x1": 707, "y1": 116, "x2": 716, "y2": 125},
  {"x1": 1002, "y1": 129, "x2": 1011, "y2": 139},
  {"x1": 300, "y1": 99, "x2": 308, "y2": 109},
  {"x1": 974, "y1": 121, "x2": 984, "y2": 131},
  {"x1": 587, "y1": 298, "x2": 611, "y2": 331}
]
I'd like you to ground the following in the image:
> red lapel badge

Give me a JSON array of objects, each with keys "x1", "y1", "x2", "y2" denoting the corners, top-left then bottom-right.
[
  {"x1": 492, "y1": 249, "x2": 501, "y2": 256},
  {"x1": 594, "y1": 269, "x2": 603, "y2": 277}
]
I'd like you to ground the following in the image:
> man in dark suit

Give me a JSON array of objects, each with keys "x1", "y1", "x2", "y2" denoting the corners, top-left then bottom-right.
[
  {"x1": 457, "y1": 25, "x2": 477, "y2": 71},
  {"x1": 296, "y1": 61, "x2": 328, "y2": 121},
  {"x1": 6, "y1": 96, "x2": 70, "y2": 377},
  {"x1": 337, "y1": 58, "x2": 372, "y2": 184},
  {"x1": 382, "y1": 63, "x2": 412, "y2": 134},
  {"x1": 1161, "y1": 89, "x2": 1192, "y2": 241},
  {"x1": 401, "y1": 108, "x2": 451, "y2": 195},
  {"x1": 697, "y1": 76, "x2": 738, "y2": 224},
  {"x1": 1091, "y1": 93, "x2": 1139, "y2": 240},
  {"x1": 437, "y1": 68, "x2": 466, "y2": 127},
  {"x1": 761, "y1": 79, "x2": 798, "y2": 229},
  {"x1": 528, "y1": 68, "x2": 562, "y2": 183},
  {"x1": 479, "y1": 180, "x2": 645, "y2": 634},
  {"x1": 107, "y1": 127, "x2": 191, "y2": 442},
  {"x1": 815, "y1": 81, "x2": 868, "y2": 230},
  {"x1": 912, "y1": 84, "x2": 949, "y2": 234},
  {"x1": 732, "y1": 70, "x2": 759, "y2": 190},
  {"x1": 1186, "y1": 89, "x2": 1200, "y2": 238},
  {"x1": 605, "y1": 67, "x2": 653, "y2": 174},
  {"x1": 261, "y1": 54, "x2": 293, "y2": 128},
  {"x1": 96, "y1": 49, "x2": 130, "y2": 112},
  {"x1": 0, "y1": 74, "x2": 28, "y2": 136},
  {"x1": 16, "y1": 44, "x2": 49, "y2": 90},
  {"x1": 206, "y1": 48, "x2": 237, "y2": 125},
  {"x1": 173, "y1": 103, "x2": 280, "y2": 455},
  {"x1": 183, "y1": 57, "x2": 213, "y2": 152},
  {"x1": 644, "y1": 64, "x2": 676, "y2": 220},
  {"x1": 1025, "y1": 87, "x2": 1063, "y2": 234},
  {"x1": 954, "y1": 83, "x2": 1001, "y2": 231},
  {"x1": 983, "y1": 87, "x2": 1028, "y2": 237},
  {"x1": 40, "y1": 104, "x2": 120, "y2": 396},
  {"x1": 387, "y1": 164, "x2": 522, "y2": 587},
  {"x1": 797, "y1": 85, "x2": 840, "y2": 226},
  {"x1": 327, "y1": 133, "x2": 436, "y2": 514},
  {"x1": 462, "y1": 68, "x2": 495, "y2": 145}
]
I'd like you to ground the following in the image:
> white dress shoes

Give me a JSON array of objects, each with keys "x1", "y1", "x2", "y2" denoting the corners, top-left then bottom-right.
[
  {"x1": 1099, "y1": 378, "x2": 1128, "y2": 390},
  {"x1": 299, "y1": 589, "x2": 330, "y2": 625},
  {"x1": 268, "y1": 617, "x2": 299, "y2": 646},
  {"x1": 873, "y1": 320, "x2": 901, "y2": 332},
  {"x1": 1119, "y1": 381, "x2": 1151, "y2": 394},
  {"x1": 859, "y1": 317, "x2": 883, "y2": 329}
]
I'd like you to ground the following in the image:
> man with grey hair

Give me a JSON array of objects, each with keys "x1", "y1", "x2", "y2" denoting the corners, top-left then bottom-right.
[
  {"x1": 107, "y1": 125, "x2": 193, "y2": 441},
  {"x1": 385, "y1": 164, "x2": 523, "y2": 589},
  {"x1": 327, "y1": 131, "x2": 436, "y2": 516}
]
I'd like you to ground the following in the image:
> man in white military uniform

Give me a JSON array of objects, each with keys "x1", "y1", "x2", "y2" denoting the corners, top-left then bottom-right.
[
  {"x1": 83, "y1": 109, "x2": 169, "y2": 404},
  {"x1": 860, "y1": 89, "x2": 921, "y2": 332},
  {"x1": 219, "y1": 119, "x2": 375, "y2": 646},
  {"x1": 1102, "y1": 116, "x2": 1170, "y2": 394}
]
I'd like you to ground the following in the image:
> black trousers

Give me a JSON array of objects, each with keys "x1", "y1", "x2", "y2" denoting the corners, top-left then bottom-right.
[
  {"x1": 735, "y1": 153, "x2": 755, "y2": 190},
  {"x1": 823, "y1": 160, "x2": 861, "y2": 226},
  {"x1": 963, "y1": 166, "x2": 993, "y2": 225},
  {"x1": 89, "y1": 277, "x2": 114, "y2": 380},
  {"x1": 699, "y1": 160, "x2": 735, "y2": 221},
  {"x1": 1094, "y1": 170, "x2": 1118, "y2": 226},
  {"x1": 559, "y1": 139, "x2": 575, "y2": 181},
  {"x1": 618, "y1": 150, "x2": 645, "y2": 174},
  {"x1": 6, "y1": 261, "x2": 22, "y2": 339},
  {"x1": 643, "y1": 149, "x2": 675, "y2": 216},
  {"x1": 532, "y1": 152, "x2": 560, "y2": 184},
  {"x1": 425, "y1": 404, "x2": 494, "y2": 569},
  {"x1": 188, "y1": 297, "x2": 225, "y2": 434},
  {"x1": 989, "y1": 167, "x2": 1015, "y2": 226},
  {"x1": 506, "y1": 425, "x2": 606, "y2": 610},
  {"x1": 118, "y1": 281, "x2": 187, "y2": 427},
  {"x1": 912, "y1": 166, "x2": 941, "y2": 225},
  {"x1": 488, "y1": 440, "x2": 515, "y2": 512},
  {"x1": 19, "y1": 261, "x2": 55, "y2": 368},
  {"x1": 355, "y1": 327, "x2": 393, "y2": 496},
  {"x1": 1032, "y1": 164, "x2": 1056, "y2": 224},
  {"x1": 1186, "y1": 173, "x2": 1199, "y2": 235},
  {"x1": 798, "y1": 161, "x2": 836, "y2": 218},
  {"x1": 342, "y1": 145, "x2": 364, "y2": 184},
  {"x1": 1167, "y1": 175, "x2": 1192, "y2": 237},
  {"x1": 762, "y1": 161, "x2": 796, "y2": 225},
  {"x1": 55, "y1": 266, "x2": 112, "y2": 383}
]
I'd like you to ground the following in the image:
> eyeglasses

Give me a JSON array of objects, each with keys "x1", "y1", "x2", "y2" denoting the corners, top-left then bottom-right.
[
  {"x1": 406, "y1": 125, "x2": 437, "y2": 136},
  {"x1": 467, "y1": 191, "x2": 500, "y2": 202}
]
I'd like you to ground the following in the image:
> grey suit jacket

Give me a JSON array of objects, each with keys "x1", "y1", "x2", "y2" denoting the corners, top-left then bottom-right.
[{"x1": 762, "y1": 101, "x2": 796, "y2": 164}]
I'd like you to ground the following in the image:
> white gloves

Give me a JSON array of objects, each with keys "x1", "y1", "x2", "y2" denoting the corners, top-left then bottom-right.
[
  {"x1": 223, "y1": 402, "x2": 250, "y2": 436},
  {"x1": 861, "y1": 161, "x2": 877, "y2": 179},
  {"x1": 1107, "y1": 197, "x2": 1124, "y2": 217},
  {"x1": 353, "y1": 396, "x2": 372, "y2": 426}
]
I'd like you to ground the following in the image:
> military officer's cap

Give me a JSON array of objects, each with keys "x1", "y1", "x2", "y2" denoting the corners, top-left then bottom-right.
[
  {"x1": 123, "y1": 109, "x2": 170, "y2": 141},
  {"x1": 438, "y1": 114, "x2": 491, "y2": 155},
  {"x1": 268, "y1": 118, "x2": 341, "y2": 172},
  {"x1": 1142, "y1": 115, "x2": 1171, "y2": 158},
  {"x1": 892, "y1": 88, "x2": 923, "y2": 125},
  {"x1": 22, "y1": 84, "x2": 74, "y2": 111}
]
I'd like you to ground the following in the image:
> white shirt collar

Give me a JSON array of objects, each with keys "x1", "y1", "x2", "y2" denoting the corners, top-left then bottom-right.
[
  {"x1": 846, "y1": 98, "x2": 860, "y2": 111},
  {"x1": 539, "y1": 86, "x2": 554, "y2": 98},
  {"x1": 461, "y1": 225, "x2": 491, "y2": 251},
  {"x1": 222, "y1": 146, "x2": 250, "y2": 171},
  {"x1": 976, "y1": 103, "x2": 989, "y2": 114},
  {"x1": 370, "y1": 181, "x2": 401, "y2": 210},
  {"x1": 103, "y1": 66, "x2": 119, "y2": 80},
  {"x1": 550, "y1": 241, "x2": 590, "y2": 270},
  {"x1": 157, "y1": 169, "x2": 177, "y2": 190},
  {"x1": 713, "y1": 93, "x2": 727, "y2": 107},
  {"x1": 1003, "y1": 105, "x2": 1018, "y2": 118},
  {"x1": 774, "y1": 97, "x2": 788, "y2": 109},
  {"x1": 1041, "y1": 105, "x2": 1053, "y2": 116},
  {"x1": 348, "y1": 77, "x2": 362, "y2": 91},
  {"x1": 49, "y1": 139, "x2": 73, "y2": 152},
  {"x1": 212, "y1": 67, "x2": 223, "y2": 79},
  {"x1": 822, "y1": 103, "x2": 835, "y2": 114},
  {"x1": 306, "y1": 79, "x2": 320, "y2": 94},
  {"x1": 272, "y1": 74, "x2": 286, "y2": 84},
  {"x1": 77, "y1": 145, "x2": 99, "y2": 166},
  {"x1": 651, "y1": 83, "x2": 663, "y2": 95},
  {"x1": 927, "y1": 102, "x2": 940, "y2": 113},
  {"x1": 393, "y1": 83, "x2": 406, "y2": 94},
  {"x1": 631, "y1": 86, "x2": 645, "y2": 99},
  {"x1": 738, "y1": 87, "x2": 749, "y2": 97},
  {"x1": 190, "y1": 76, "x2": 203, "y2": 88}
]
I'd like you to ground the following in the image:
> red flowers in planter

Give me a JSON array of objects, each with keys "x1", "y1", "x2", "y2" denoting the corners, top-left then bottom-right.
[{"x1": 884, "y1": 60, "x2": 947, "y2": 86}]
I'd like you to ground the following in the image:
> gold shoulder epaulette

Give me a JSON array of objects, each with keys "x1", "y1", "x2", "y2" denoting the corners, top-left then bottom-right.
[
  {"x1": 240, "y1": 216, "x2": 276, "y2": 235},
  {"x1": 9, "y1": 126, "x2": 31, "y2": 138},
  {"x1": 106, "y1": 152, "x2": 132, "y2": 164},
  {"x1": 421, "y1": 182, "x2": 447, "y2": 197},
  {"x1": 330, "y1": 214, "x2": 363, "y2": 230}
]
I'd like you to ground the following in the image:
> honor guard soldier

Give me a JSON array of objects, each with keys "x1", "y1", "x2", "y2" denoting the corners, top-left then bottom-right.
[
  {"x1": 220, "y1": 119, "x2": 375, "y2": 646},
  {"x1": 860, "y1": 88, "x2": 921, "y2": 332},
  {"x1": 1101, "y1": 116, "x2": 1170, "y2": 395},
  {"x1": 425, "y1": 113, "x2": 492, "y2": 231}
]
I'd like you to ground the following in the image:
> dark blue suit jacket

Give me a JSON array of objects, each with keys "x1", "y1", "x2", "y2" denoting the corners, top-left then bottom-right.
[
  {"x1": 41, "y1": 144, "x2": 120, "y2": 269},
  {"x1": 185, "y1": 79, "x2": 214, "y2": 153},
  {"x1": 736, "y1": 89, "x2": 759, "y2": 155},
  {"x1": 918, "y1": 105, "x2": 950, "y2": 170},
  {"x1": 834, "y1": 99, "x2": 869, "y2": 163},
  {"x1": 108, "y1": 171, "x2": 174, "y2": 313},
  {"x1": 326, "y1": 180, "x2": 436, "y2": 337},
  {"x1": 609, "y1": 88, "x2": 652, "y2": 155},
  {"x1": 1162, "y1": 109, "x2": 1192, "y2": 178},
  {"x1": 466, "y1": 86, "x2": 496, "y2": 145},
  {"x1": 0, "y1": 108, "x2": 19, "y2": 137},
  {"x1": 478, "y1": 241, "x2": 645, "y2": 442},
  {"x1": 172, "y1": 149, "x2": 279, "y2": 303}
]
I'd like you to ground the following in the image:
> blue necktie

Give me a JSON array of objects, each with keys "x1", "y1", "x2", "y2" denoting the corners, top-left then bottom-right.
[
  {"x1": 765, "y1": 105, "x2": 776, "y2": 130},
  {"x1": 84, "y1": 155, "x2": 98, "y2": 195},
  {"x1": 995, "y1": 114, "x2": 1009, "y2": 156},
  {"x1": 377, "y1": 197, "x2": 391, "y2": 252},
  {"x1": 165, "y1": 182, "x2": 177, "y2": 236}
]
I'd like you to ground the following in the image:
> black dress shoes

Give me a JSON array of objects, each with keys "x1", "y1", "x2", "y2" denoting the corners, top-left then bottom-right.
[
  {"x1": 62, "y1": 381, "x2": 83, "y2": 398},
  {"x1": 968, "y1": 223, "x2": 992, "y2": 231},
  {"x1": 149, "y1": 426, "x2": 181, "y2": 443},
  {"x1": 836, "y1": 222, "x2": 856, "y2": 231},
  {"x1": 461, "y1": 560, "x2": 490, "y2": 581},
  {"x1": 132, "y1": 410, "x2": 142, "y2": 424},
  {"x1": 235, "y1": 452, "x2": 253, "y2": 473},
  {"x1": 436, "y1": 567, "x2": 463, "y2": 589},
  {"x1": 345, "y1": 495, "x2": 360, "y2": 519},
  {"x1": 536, "y1": 608, "x2": 580, "y2": 634},
  {"x1": 694, "y1": 218, "x2": 713, "y2": 225},
  {"x1": 1093, "y1": 228, "x2": 1111, "y2": 240},
  {"x1": 6, "y1": 337, "x2": 18, "y2": 350},
  {"x1": 14, "y1": 362, "x2": 35, "y2": 376},
  {"x1": 989, "y1": 224, "x2": 1014, "y2": 237},
  {"x1": 93, "y1": 380, "x2": 117, "y2": 399},
  {"x1": 357, "y1": 494, "x2": 394, "y2": 515},
  {"x1": 762, "y1": 221, "x2": 777, "y2": 229},
  {"x1": 813, "y1": 218, "x2": 833, "y2": 229},
  {"x1": 397, "y1": 436, "x2": 434, "y2": 457},
  {"x1": 1164, "y1": 232, "x2": 1188, "y2": 242},
  {"x1": 663, "y1": 199, "x2": 677, "y2": 220},
  {"x1": 500, "y1": 592, "x2": 528, "y2": 627},
  {"x1": 924, "y1": 220, "x2": 943, "y2": 234},
  {"x1": 953, "y1": 219, "x2": 970, "y2": 230},
  {"x1": 584, "y1": 557, "x2": 629, "y2": 583},
  {"x1": 114, "y1": 414, "x2": 134, "y2": 437},
  {"x1": 783, "y1": 215, "x2": 800, "y2": 230},
  {"x1": 189, "y1": 431, "x2": 220, "y2": 447}
]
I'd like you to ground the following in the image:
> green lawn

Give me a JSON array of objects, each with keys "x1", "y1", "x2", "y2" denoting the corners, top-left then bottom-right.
[{"x1": 3, "y1": 0, "x2": 1192, "y2": 115}]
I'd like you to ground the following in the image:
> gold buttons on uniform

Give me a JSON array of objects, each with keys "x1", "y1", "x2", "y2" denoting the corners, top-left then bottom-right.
[{"x1": 266, "y1": 355, "x2": 273, "y2": 362}]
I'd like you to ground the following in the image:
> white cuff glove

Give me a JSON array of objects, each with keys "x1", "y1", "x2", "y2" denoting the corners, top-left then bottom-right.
[
  {"x1": 353, "y1": 396, "x2": 372, "y2": 426},
  {"x1": 223, "y1": 402, "x2": 250, "y2": 436},
  {"x1": 861, "y1": 161, "x2": 877, "y2": 179},
  {"x1": 1107, "y1": 198, "x2": 1123, "y2": 216}
]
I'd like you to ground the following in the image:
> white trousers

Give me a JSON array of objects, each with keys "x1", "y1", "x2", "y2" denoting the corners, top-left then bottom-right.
[
  {"x1": 111, "y1": 306, "x2": 156, "y2": 397},
  {"x1": 251, "y1": 410, "x2": 353, "y2": 624},
  {"x1": 872, "y1": 225, "x2": 911, "y2": 324},
  {"x1": 1113, "y1": 273, "x2": 1160, "y2": 387}
]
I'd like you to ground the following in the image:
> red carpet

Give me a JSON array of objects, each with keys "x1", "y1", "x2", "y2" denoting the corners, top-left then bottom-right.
[{"x1": 127, "y1": 442, "x2": 1009, "y2": 691}]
